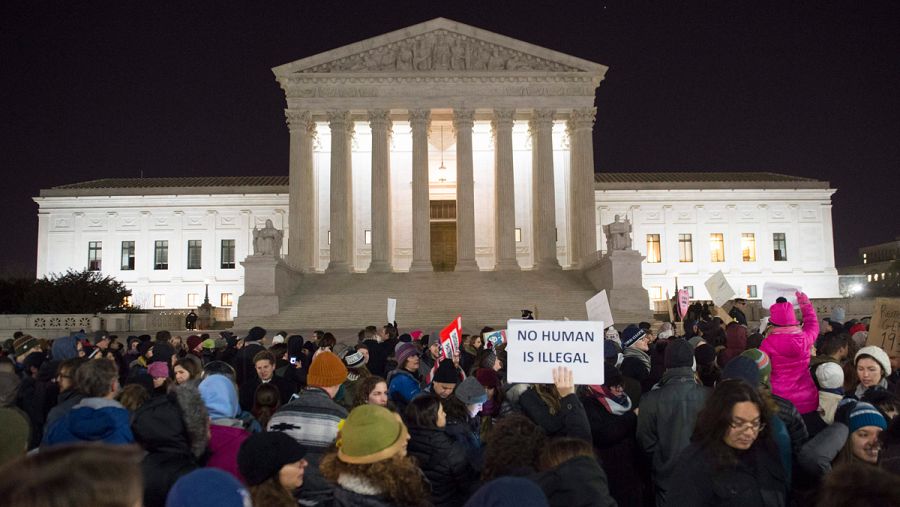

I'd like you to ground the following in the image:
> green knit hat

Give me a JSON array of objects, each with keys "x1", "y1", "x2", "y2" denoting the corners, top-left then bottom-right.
[
  {"x1": 740, "y1": 348, "x2": 772, "y2": 388},
  {"x1": 0, "y1": 408, "x2": 30, "y2": 467},
  {"x1": 201, "y1": 339, "x2": 216, "y2": 350},
  {"x1": 337, "y1": 404, "x2": 409, "y2": 465}
]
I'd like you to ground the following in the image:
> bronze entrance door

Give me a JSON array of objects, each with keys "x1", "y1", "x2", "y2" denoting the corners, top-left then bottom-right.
[{"x1": 430, "y1": 222, "x2": 457, "y2": 271}]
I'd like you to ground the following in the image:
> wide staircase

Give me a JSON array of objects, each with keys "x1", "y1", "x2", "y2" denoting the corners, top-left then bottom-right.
[{"x1": 253, "y1": 269, "x2": 599, "y2": 332}]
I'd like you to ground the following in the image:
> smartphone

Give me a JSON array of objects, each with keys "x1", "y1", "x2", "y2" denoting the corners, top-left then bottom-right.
[
  {"x1": 290, "y1": 356, "x2": 297, "y2": 365},
  {"x1": 88, "y1": 348, "x2": 100, "y2": 359}
]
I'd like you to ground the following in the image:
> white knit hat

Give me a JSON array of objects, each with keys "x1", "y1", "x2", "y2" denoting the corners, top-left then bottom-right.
[
  {"x1": 815, "y1": 362, "x2": 844, "y2": 390},
  {"x1": 855, "y1": 346, "x2": 892, "y2": 377}
]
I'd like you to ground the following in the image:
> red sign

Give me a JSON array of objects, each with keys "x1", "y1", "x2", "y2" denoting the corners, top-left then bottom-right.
[
  {"x1": 439, "y1": 315, "x2": 462, "y2": 359},
  {"x1": 677, "y1": 289, "x2": 691, "y2": 319}
]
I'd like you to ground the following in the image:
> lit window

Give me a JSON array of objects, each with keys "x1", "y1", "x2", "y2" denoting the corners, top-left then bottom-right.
[
  {"x1": 875, "y1": 274, "x2": 880, "y2": 281},
  {"x1": 365, "y1": 230, "x2": 372, "y2": 245},
  {"x1": 646, "y1": 234, "x2": 661, "y2": 263},
  {"x1": 710, "y1": 233, "x2": 725, "y2": 262},
  {"x1": 747, "y1": 285, "x2": 758, "y2": 298},
  {"x1": 868, "y1": 274, "x2": 872, "y2": 282},
  {"x1": 220, "y1": 239, "x2": 235, "y2": 269},
  {"x1": 773, "y1": 233, "x2": 787, "y2": 261},
  {"x1": 678, "y1": 234, "x2": 693, "y2": 262},
  {"x1": 120, "y1": 241, "x2": 135, "y2": 270},
  {"x1": 220, "y1": 293, "x2": 233, "y2": 307},
  {"x1": 515, "y1": 228, "x2": 522, "y2": 243},
  {"x1": 88, "y1": 241, "x2": 102, "y2": 271},
  {"x1": 153, "y1": 294, "x2": 166, "y2": 308},
  {"x1": 882, "y1": 272, "x2": 886, "y2": 279},
  {"x1": 187, "y1": 293, "x2": 200, "y2": 307},
  {"x1": 650, "y1": 286, "x2": 663, "y2": 301},
  {"x1": 327, "y1": 230, "x2": 331, "y2": 245},
  {"x1": 863, "y1": 252, "x2": 867, "y2": 264},
  {"x1": 741, "y1": 233, "x2": 756, "y2": 262},
  {"x1": 187, "y1": 240, "x2": 202, "y2": 270},
  {"x1": 684, "y1": 285, "x2": 694, "y2": 298},
  {"x1": 154, "y1": 241, "x2": 169, "y2": 270}
]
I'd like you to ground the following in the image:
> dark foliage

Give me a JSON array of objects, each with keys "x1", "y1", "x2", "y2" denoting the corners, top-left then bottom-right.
[{"x1": 0, "y1": 269, "x2": 131, "y2": 314}]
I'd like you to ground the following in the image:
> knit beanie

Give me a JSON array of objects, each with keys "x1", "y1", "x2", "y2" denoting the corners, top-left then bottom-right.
[
  {"x1": 238, "y1": 431, "x2": 307, "y2": 486},
  {"x1": 271, "y1": 333, "x2": 285, "y2": 345},
  {"x1": 816, "y1": 362, "x2": 845, "y2": 390},
  {"x1": 0, "y1": 407, "x2": 29, "y2": 467},
  {"x1": 307, "y1": 351, "x2": 348, "y2": 387},
  {"x1": 475, "y1": 368, "x2": 500, "y2": 390},
  {"x1": 722, "y1": 356, "x2": 761, "y2": 387},
  {"x1": 433, "y1": 359, "x2": 460, "y2": 384},
  {"x1": 830, "y1": 306, "x2": 846, "y2": 324},
  {"x1": 13, "y1": 336, "x2": 39, "y2": 357},
  {"x1": 394, "y1": 342, "x2": 418, "y2": 368},
  {"x1": 855, "y1": 346, "x2": 892, "y2": 376},
  {"x1": 658, "y1": 322, "x2": 675, "y2": 340},
  {"x1": 428, "y1": 333, "x2": 441, "y2": 347},
  {"x1": 245, "y1": 326, "x2": 266, "y2": 343},
  {"x1": 148, "y1": 361, "x2": 170, "y2": 379},
  {"x1": 848, "y1": 402, "x2": 888, "y2": 433},
  {"x1": 740, "y1": 348, "x2": 772, "y2": 388},
  {"x1": 137, "y1": 341, "x2": 153, "y2": 357},
  {"x1": 337, "y1": 404, "x2": 409, "y2": 464},
  {"x1": 186, "y1": 335, "x2": 203, "y2": 352},
  {"x1": 479, "y1": 351, "x2": 498, "y2": 370},
  {"x1": 694, "y1": 343, "x2": 716, "y2": 366},
  {"x1": 343, "y1": 350, "x2": 366, "y2": 369},
  {"x1": 768, "y1": 301, "x2": 799, "y2": 327},
  {"x1": 151, "y1": 343, "x2": 175, "y2": 363},
  {"x1": 848, "y1": 323, "x2": 867, "y2": 336},
  {"x1": 620, "y1": 325, "x2": 647, "y2": 348},
  {"x1": 664, "y1": 339, "x2": 694, "y2": 370},
  {"x1": 166, "y1": 468, "x2": 250, "y2": 507},
  {"x1": 455, "y1": 377, "x2": 488, "y2": 405},
  {"x1": 200, "y1": 339, "x2": 216, "y2": 350},
  {"x1": 604, "y1": 340, "x2": 620, "y2": 361},
  {"x1": 464, "y1": 477, "x2": 550, "y2": 507},
  {"x1": 398, "y1": 333, "x2": 412, "y2": 343}
]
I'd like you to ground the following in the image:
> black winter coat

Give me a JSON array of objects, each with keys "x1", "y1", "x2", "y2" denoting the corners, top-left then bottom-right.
[
  {"x1": 580, "y1": 393, "x2": 644, "y2": 507},
  {"x1": 407, "y1": 426, "x2": 477, "y2": 506},
  {"x1": 534, "y1": 455, "x2": 617, "y2": 507},
  {"x1": 668, "y1": 442, "x2": 787, "y2": 507},
  {"x1": 231, "y1": 342, "x2": 265, "y2": 387},
  {"x1": 518, "y1": 389, "x2": 592, "y2": 442}
]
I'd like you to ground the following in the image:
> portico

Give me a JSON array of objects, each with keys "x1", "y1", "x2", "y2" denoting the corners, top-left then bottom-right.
[{"x1": 275, "y1": 18, "x2": 608, "y2": 274}]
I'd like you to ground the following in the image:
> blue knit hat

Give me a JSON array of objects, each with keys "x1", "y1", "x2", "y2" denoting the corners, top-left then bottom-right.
[
  {"x1": 849, "y1": 402, "x2": 888, "y2": 433},
  {"x1": 621, "y1": 325, "x2": 647, "y2": 348},
  {"x1": 165, "y1": 468, "x2": 250, "y2": 507}
]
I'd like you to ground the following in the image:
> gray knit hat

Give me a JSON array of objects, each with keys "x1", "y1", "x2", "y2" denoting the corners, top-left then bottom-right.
[{"x1": 454, "y1": 377, "x2": 487, "y2": 405}]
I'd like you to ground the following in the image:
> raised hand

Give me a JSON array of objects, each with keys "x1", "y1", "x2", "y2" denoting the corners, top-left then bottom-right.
[
  {"x1": 553, "y1": 366, "x2": 575, "y2": 398},
  {"x1": 796, "y1": 291, "x2": 810, "y2": 306}
]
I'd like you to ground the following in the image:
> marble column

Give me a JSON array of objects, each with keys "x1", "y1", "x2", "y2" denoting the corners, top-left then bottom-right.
[
  {"x1": 529, "y1": 109, "x2": 561, "y2": 270},
  {"x1": 567, "y1": 107, "x2": 598, "y2": 269},
  {"x1": 286, "y1": 110, "x2": 317, "y2": 272},
  {"x1": 492, "y1": 109, "x2": 520, "y2": 270},
  {"x1": 453, "y1": 109, "x2": 479, "y2": 271},
  {"x1": 325, "y1": 111, "x2": 354, "y2": 273},
  {"x1": 408, "y1": 109, "x2": 433, "y2": 272},
  {"x1": 368, "y1": 110, "x2": 393, "y2": 272}
]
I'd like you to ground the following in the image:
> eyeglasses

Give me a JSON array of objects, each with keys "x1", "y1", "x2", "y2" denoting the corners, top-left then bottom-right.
[{"x1": 729, "y1": 420, "x2": 766, "y2": 433}]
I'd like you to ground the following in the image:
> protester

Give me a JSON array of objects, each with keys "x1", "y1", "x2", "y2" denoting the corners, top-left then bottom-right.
[
  {"x1": 166, "y1": 468, "x2": 251, "y2": 507},
  {"x1": 173, "y1": 355, "x2": 202, "y2": 385},
  {"x1": 351, "y1": 374, "x2": 390, "y2": 409},
  {"x1": 337, "y1": 348, "x2": 370, "y2": 409},
  {"x1": 475, "y1": 367, "x2": 509, "y2": 436},
  {"x1": 717, "y1": 322, "x2": 748, "y2": 368},
  {"x1": 233, "y1": 326, "x2": 267, "y2": 386},
  {"x1": 199, "y1": 374, "x2": 250, "y2": 482},
  {"x1": 238, "y1": 431, "x2": 308, "y2": 507},
  {"x1": 465, "y1": 476, "x2": 550, "y2": 507},
  {"x1": 851, "y1": 345, "x2": 894, "y2": 398},
  {"x1": 0, "y1": 406, "x2": 29, "y2": 467},
  {"x1": 251, "y1": 382, "x2": 281, "y2": 428},
  {"x1": 535, "y1": 437, "x2": 618, "y2": 507},
  {"x1": 816, "y1": 361, "x2": 845, "y2": 424},
  {"x1": 239, "y1": 349, "x2": 296, "y2": 410},
  {"x1": 619, "y1": 324, "x2": 652, "y2": 391},
  {"x1": 519, "y1": 367, "x2": 591, "y2": 441},
  {"x1": 387, "y1": 341, "x2": 423, "y2": 412},
  {"x1": 43, "y1": 357, "x2": 87, "y2": 431}
]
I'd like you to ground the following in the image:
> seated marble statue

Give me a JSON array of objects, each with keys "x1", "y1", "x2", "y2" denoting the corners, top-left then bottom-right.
[
  {"x1": 252, "y1": 219, "x2": 283, "y2": 258},
  {"x1": 603, "y1": 214, "x2": 633, "y2": 252}
]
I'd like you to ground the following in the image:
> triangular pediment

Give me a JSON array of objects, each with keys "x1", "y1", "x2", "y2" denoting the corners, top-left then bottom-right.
[{"x1": 273, "y1": 18, "x2": 607, "y2": 76}]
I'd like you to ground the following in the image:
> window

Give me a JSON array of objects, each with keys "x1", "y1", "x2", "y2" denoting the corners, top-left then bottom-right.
[
  {"x1": 87, "y1": 241, "x2": 102, "y2": 271},
  {"x1": 120, "y1": 241, "x2": 135, "y2": 270},
  {"x1": 515, "y1": 228, "x2": 522, "y2": 242},
  {"x1": 220, "y1": 293, "x2": 233, "y2": 307},
  {"x1": 710, "y1": 233, "x2": 725, "y2": 262},
  {"x1": 187, "y1": 293, "x2": 200, "y2": 307},
  {"x1": 646, "y1": 234, "x2": 661, "y2": 263},
  {"x1": 364, "y1": 230, "x2": 372, "y2": 245},
  {"x1": 868, "y1": 274, "x2": 873, "y2": 282},
  {"x1": 153, "y1": 294, "x2": 166, "y2": 308},
  {"x1": 650, "y1": 286, "x2": 664, "y2": 301},
  {"x1": 154, "y1": 241, "x2": 169, "y2": 270},
  {"x1": 678, "y1": 234, "x2": 693, "y2": 262},
  {"x1": 863, "y1": 252, "x2": 867, "y2": 264},
  {"x1": 741, "y1": 233, "x2": 757, "y2": 262},
  {"x1": 684, "y1": 285, "x2": 694, "y2": 298},
  {"x1": 327, "y1": 231, "x2": 331, "y2": 245},
  {"x1": 747, "y1": 285, "x2": 758, "y2": 298},
  {"x1": 220, "y1": 240, "x2": 235, "y2": 269},
  {"x1": 187, "y1": 240, "x2": 202, "y2": 270},
  {"x1": 773, "y1": 233, "x2": 787, "y2": 261}
]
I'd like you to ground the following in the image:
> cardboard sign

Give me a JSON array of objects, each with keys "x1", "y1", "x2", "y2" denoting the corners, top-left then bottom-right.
[
  {"x1": 759, "y1": 316, "x2": 770, "y2": 333},
  {"x1": 866, "y1": 298, "x2": 900, "y2": 356},
  {"x1": 761, "y1": 281, "x2": 802, "y2": 308},
  {"x1": 677, "y1": 289, "x2": 691, "y2": 319},
  {"x1": 483, "y1": 329, "x2": 507, "y2": 349},
  {"x1": 386, "y1": 298, "x2": 397, "y2": 324},
  {"x1": 704, "y1": 271, "x2": 736, "y2": 307},
  {"x1": 506, "y1": 319, "x2": 605, "y2": 384},
  {"x1": 585, "y1": 290, "x2": 615, "y2": 327},
  {"x1": 439, "y1": 315, "x2": 462, "y2": 359}
]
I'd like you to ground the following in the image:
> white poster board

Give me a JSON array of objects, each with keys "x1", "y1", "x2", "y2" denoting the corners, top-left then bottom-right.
[
  {"x1": 585, "y1": 290, "x2": 615, "y2": 328},
  {"x1": 386, "y1": 298, "x2": 397, "y2": 323},
  {"x1": 704, "y1": 271, "x2": 736, "y2": 307},
  {"x1": 506, "y1": 319, "x2": 605, "y2": 385},
  {"x1": 761, "y1": 281, "x2": 802, "y2": 308}
]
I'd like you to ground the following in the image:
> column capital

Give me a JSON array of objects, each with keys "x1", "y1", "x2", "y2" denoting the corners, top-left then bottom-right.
[
  {"x1": 408, "y1": 109, "x2": 431, "y2": 129},
  {"x1": 326, "y1": 110, "x2": 354, "y2": 134},
  {"x1": 285, "y1": 110, "x2": 316, "y2": 134},
  {"x1": 491, "y1": 108, "x2": 516, "y2": 128},
  {"x1": 452, "y1": 109, "x2": 475, "y2": 131},
  {"x1": 566, "y1": 107, "x2": 596, "y2": 132},
  {"x1": 368, "y1": 109, "x2": 392, "y2": 126},
  {"x1": 528, "y1": 109, "x2": 555, "y2": 134}
]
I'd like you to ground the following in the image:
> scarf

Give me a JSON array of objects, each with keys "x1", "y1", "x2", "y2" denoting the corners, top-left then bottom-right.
[
  {"x1": 855, "y1": 378, "x2": 889, "y2": 399},
  {"x1": 623, "y1": 346, "x2": 651, "y2": 372},
  {"x1": 588, "y1": 385, "x2": 632, "y2": 415}
]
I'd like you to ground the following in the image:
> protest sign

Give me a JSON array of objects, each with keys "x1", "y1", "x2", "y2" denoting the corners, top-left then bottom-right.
[
  {"x1": 758, "y1": 316, "x2": 770, "y2": 333},
  {"x1": 506, "y1": 319, "x2": 605, "y2": 384},
  {"x1": 714, "y1": 305, "x2": 734, "y2": 325},
  {"x1": 866, "y1": 298, "x2": 900, "y2": 356},
  {"x1": 585, "y1": 290, "x2": 615, "y2": 327},
  {"x1": 483, "y1": 329, "x2": 507, "y2": 349},
  {"x1": 761, "y1": 281, "x2": 802, "y2": 308},
  {"x1": 386, "y1": 298, "x2": 397, "y2": 324},
  {"x1": 439, "y1": 315, "x2": 462, "y2": 359},
  {"x1": 677, "y1": 289, "x2": 690, "y2": 319},
  {"x1": 666, "y1": 291, "x2": 676, "y2": 323},
  {"x1": 704, "y1": 271, "x2": 736, "y2": 307}
]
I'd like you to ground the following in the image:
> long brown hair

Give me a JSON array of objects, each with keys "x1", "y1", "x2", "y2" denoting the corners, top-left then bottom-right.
[
  {"x1": 691, "y1": 379, "x2": 774, "y2": 468},
  {"x1": 248, "y1": 476, "x2": 296, "y2": 507},
  {"x1": 252, "y1": 382, "x2": 281, "y2": 429},
  {"x1": 320, "y1": 452, "x2": 429, "y2": 507}
]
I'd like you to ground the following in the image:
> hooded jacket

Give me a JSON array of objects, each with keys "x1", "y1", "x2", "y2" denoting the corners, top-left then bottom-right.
[
  {"x1": 534, "y1": 455, "x2": 617, "y2": 507},
  {"x1": 199, "y1": 375, "x2": 250, "y2": 483},
  {"x1": 760, "y1": 298, "x2": 819, "y2": 414},
  {"x1": 43, "y1": 397, "x2": 133, "y2": 447},
  {"x1": 51, "y1": 336, "x2": 79, "y2": 361},
  {"x1": 580, "y1": 389, "x2": 642, "y2": 507},
  {"x1": 407, "y1": 425, "x2": 477, "y2": 506},
  {"x1": 717, "y1": 325, "x2": 748, "y2": 369}
]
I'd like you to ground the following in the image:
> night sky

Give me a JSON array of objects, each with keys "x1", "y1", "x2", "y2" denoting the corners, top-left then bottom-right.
[{"x1": 2, "y1": 1, "x2": 898, "y2": 276}]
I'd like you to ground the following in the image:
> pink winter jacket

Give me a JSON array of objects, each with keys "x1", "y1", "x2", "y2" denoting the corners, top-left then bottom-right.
[
  {"x1": 761, "y1": 298, "x2": 819, "y2": 414},
  {"x1": 207, "y1": 423, "x2": 250, "y2": 484}
]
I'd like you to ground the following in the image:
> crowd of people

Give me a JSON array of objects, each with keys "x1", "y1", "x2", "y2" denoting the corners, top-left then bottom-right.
[{"x1": 0, "y1": 291, "x2": 899, "y2": 506}]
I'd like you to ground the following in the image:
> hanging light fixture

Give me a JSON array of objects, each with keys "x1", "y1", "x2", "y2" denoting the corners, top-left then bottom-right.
[{"x1": 438, "y1": 125, "x2": 447, "y2": 182}]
